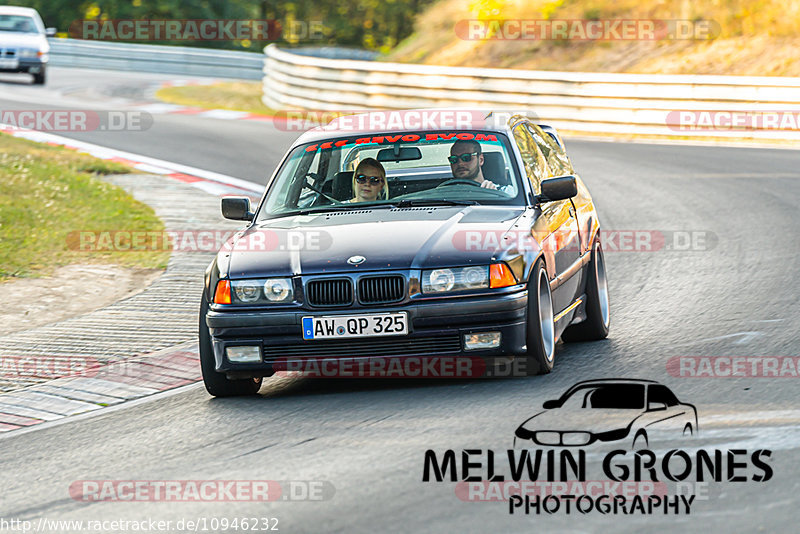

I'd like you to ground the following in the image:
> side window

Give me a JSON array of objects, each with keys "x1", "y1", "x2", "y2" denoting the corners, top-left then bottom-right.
[
  {"x1": 648, "y1": 385, "x2": 679, "y2": 407},
  {"x1": 512, "y1": 124, "x2": 548, "y2": 193},
  {"x1": 526, "y1": 123, "x2": 572, "y2": 178}
]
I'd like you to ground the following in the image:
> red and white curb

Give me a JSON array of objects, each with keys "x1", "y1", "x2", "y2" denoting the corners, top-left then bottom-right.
[
  {"x1": 138, "y1": 80, "x2": 285, "y2": 124},
  {"x1": 0, "y1": 125, "x2": 263, "y2": 433},
  {"x1": 135, "y1": 101, "x2": 279, "y2": 124},
  {"x1": 0, "y1": 344, "x2": 201, "y2": 433},
  {"x1": 0, "y1": 125, "x2": 263, "y2": 201}
]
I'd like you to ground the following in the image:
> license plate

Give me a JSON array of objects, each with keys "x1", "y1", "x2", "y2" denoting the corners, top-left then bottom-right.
[
  {"x1": 0, "y1": 58, "x2": 18, "y2": 69},
  {"x1": 302, "y1": 312, "x2": 408, "y2": 340}
]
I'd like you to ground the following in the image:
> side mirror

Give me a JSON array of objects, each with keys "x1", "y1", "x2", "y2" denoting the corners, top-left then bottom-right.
[
  {"x1": 647, "y1": 401, "x2": 667, "y2": 412},
  {"x1": 538, "y1": 175, "x2": 577, "y2": 203},
  {"x1": 45, "y1": 27, "x2": 57, "y2": 37},
  {"x1": 221, "y1": 197, "x2": 254, "y2": 221},
  {"x1": 542, "y1": 400, "x2": 560, "y2": 409}
]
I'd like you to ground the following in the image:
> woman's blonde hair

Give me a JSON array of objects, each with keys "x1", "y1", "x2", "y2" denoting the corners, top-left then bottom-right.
[{"x1": 352, "y1": 158, "x2": 389, "y2": 200}]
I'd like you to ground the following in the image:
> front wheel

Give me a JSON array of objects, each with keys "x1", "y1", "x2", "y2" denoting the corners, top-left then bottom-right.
[
  {"x1": 524, "y1": 259, "x2": 556, "y2": 375},
  {"x1": 32, "y1": 67, "x2": 46, "y2": 85},
  {"x1": 632, "y1": 430, "x2": 649, "y2": 450},
  {"x1": 561, "y1": 238, "x2": 610, "y2": 342},
  {"x1": 199, "y1": 297, "x2": 262, "y2": 397}
]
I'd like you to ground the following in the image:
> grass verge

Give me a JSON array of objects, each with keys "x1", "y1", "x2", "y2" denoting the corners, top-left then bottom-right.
[
  {"x1": 156, "y1": 82, "x2": 274, "y2": 115},
  {"x1": 0, "y1": 133, "x2": 170, "y2": 281}
]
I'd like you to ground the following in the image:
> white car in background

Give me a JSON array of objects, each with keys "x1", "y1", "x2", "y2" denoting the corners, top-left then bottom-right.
[{"x1": 0, "y1": 6, "x2": 55, "y2": 85}]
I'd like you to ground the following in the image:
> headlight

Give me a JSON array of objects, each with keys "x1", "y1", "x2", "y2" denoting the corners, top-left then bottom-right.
[
  {"x1": 229, "y1": 278, "x2": 294, "y2": 304},
  {"x1": 233, "y1": 282, "x2": 261, "y2": 303},
  {"x1": 264, "y1": 278, "x2": 292, "y2": 302},
  {"x1": 17, "y1": 49, "x2": 39, "y2": 58},
  {"x1": 421, "y1": 266, "x2": 489, "y2": 294}
]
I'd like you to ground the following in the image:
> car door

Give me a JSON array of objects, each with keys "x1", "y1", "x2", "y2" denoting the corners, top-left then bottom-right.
[
  {"x1": 532, "y1": 123, "x2": 599, "y2": 255},
  {"x1": 512, "y1": 122, "x2": 580, "y2": 315},
  {"x1": 526, "y1": 123, "x2": 586, "y2": 312}
]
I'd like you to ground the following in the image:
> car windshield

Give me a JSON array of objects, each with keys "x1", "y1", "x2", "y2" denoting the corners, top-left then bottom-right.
[
  {"x1": 0, "y1": 15, "x2": 39, "y2": 33},
  {"x1": 559, "y1": 384, "x2": 646, "y2": 409},
  {"x1": 257, "y1": 130, "x2": 524, "y2": 221}
]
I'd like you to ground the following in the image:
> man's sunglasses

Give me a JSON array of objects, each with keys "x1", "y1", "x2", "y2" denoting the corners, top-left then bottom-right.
[
  {"x1": 448, "y1": 152, "x2": 480, "y2": 164},
  {"x1": 356, "y1": 174, "x2": 384, "y2": 185}
]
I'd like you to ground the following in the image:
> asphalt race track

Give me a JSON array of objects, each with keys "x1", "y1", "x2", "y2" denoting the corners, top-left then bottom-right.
[{"x1": 1, "y1": 68, "x2": 799, "y2": 533}]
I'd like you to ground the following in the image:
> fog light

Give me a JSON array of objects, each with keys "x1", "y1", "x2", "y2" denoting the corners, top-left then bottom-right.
[
  {"x1": 464, "y1": 332, "x2": 501, "y2": 350},
  {"x1": 226, "y1": 346, "x2": 262, "y2": 363}
]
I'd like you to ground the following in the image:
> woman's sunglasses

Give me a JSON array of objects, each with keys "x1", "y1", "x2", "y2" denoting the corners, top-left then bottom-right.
[
  {"x1": 447, "y1": 152, "x2": 480, "y2": 164},
  {"x1": 356, "y1": 174, "x2": 384, "y2": 185}
]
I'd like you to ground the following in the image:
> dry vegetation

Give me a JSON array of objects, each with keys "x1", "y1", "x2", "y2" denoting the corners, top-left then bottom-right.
[{"x1": 386, "y1": 0, "x2": 800, "y2": 75}]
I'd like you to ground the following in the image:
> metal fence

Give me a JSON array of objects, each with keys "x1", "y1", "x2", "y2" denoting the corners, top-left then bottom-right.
[
  {"x1": 262, "y1": 44, "x2": 800, "y2": 140},
  {"x1": 49, "y1": 38, "x2": 264, "y2": 79}
]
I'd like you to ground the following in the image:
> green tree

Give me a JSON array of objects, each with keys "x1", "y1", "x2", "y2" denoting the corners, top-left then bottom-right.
[{"x1": 7, "y1": 0, "x2": 424, "y2": 51}]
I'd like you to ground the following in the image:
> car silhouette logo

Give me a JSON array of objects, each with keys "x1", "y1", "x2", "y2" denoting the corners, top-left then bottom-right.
[
  {"x1": 514, "y1": 378, "x2": 697, "y2": 449},
  {"x1": 347, "y1": 255, "x2": 366, "y2": 265}
]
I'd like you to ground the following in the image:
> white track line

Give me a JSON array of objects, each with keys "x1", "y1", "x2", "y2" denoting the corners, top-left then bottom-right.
[{"x1": 1, "y1": 126, "x2": 263, "y2": 194}]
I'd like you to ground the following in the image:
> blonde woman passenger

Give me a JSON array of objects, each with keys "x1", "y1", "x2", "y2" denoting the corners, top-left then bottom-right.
[{"x1": 348, "y1": 158, "x2": 389, "y2": 203}]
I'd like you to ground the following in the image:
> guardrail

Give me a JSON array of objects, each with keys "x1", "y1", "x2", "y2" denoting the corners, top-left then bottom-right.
[
  {"x1": 50, "y1": 38, "x2": 264, "y2": 79},
  {"x1": 262, "y1": 44, "x2": 800, "y2": 140}
]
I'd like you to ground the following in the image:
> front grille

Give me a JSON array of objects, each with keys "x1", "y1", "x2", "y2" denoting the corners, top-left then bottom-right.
[
  {"x1": 306, "y1": 278, "x2": 353, "y2": 307},
  {"x1": 358, "y1": 275, "x2": 405, "y2": 304},
  {"x1": 263, "y1": 334, "x2": 462, "y2": 359}
]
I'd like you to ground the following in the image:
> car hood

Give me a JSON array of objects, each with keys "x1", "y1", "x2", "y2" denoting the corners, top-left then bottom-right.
[
  {"x1": 0, "y1": 32, "x2": 48, "y2": 50},
  {"x1": 517, "y1": 408, "x2": 644, "y2": 435},
  {"x1": 222, "y1": 205, "x2": 526, "y2": 278}
]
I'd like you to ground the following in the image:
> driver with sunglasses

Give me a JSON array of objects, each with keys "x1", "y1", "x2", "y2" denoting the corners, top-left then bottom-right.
[
  {"x1": 347, "y1": 158, "x2": 389, "y2": 203},
  {"x1": 448, "y1": 140, "x2": 502, "y2": 190}
]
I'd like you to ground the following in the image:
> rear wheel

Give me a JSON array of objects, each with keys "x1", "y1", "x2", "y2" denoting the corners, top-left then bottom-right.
[
  {"x1": 524, "y1": 259, "x2": 556, "y2": 375},
  {"x1": 561, "y1": 238, "x2": 610, "y2": 342},
  {"x1": 199, "y1": 297, "x2": 262, "y2": 397}
]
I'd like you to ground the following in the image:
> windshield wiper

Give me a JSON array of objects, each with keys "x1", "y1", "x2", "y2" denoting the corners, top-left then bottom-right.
[
  {"x1": 268, "y1": 199, "x2": 476, "y2": 219},
  {"x1": 394, "y1": 199, "x2": 479, "y2": 207},
  {"x1": 291, "y1": 202, "x2": 397, "y2": 216}
]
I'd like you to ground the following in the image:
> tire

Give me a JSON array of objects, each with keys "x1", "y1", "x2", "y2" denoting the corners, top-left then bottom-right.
[
  {"x1": 199, "y1": 297, "x2": 262, "y2": 397},
  {"x1": 632, "y1": 430, "x2": 648, "y2": 449},
  {"x1": 524, "y1": 259, "x2": 556, "y2": 375},
  {"x1": 561, "y1": 238, "x2": 610, "y2": 342},
  {"x1": 32, "y1": 67, "x2": 46, "y2": 85}
]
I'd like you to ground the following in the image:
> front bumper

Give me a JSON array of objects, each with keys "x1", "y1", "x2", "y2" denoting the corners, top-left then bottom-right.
[
  {"x1": 206, "y1": 290, "x2": 529, "y2": 376},
  {"x1": 0, "y1": 57, "x2": 47, "y2": 73}
]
